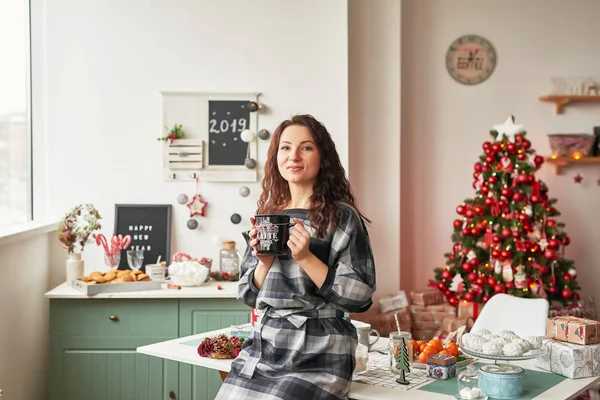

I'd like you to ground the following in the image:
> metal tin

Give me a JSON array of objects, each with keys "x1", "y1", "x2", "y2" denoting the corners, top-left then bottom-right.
[
  {"x1": 478, "y1": 364, "x2": 524, "y2": 399},
  {"x1": 425, "y1": 354, "x2": 457, "y2": 380}
]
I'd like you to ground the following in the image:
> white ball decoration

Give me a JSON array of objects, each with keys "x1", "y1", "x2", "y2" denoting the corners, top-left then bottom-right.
[{"x1": 240, "y1": 129, "x2": 256, "y2": 143}]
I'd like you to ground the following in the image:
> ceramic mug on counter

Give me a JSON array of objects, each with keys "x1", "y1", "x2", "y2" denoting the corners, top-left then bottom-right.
[
  {"x1": 145, "y1": 263, "x2": 165, "y2": 282},
  {"x1": 351, "y1": 320, "x2": 380, "y2": 350}
]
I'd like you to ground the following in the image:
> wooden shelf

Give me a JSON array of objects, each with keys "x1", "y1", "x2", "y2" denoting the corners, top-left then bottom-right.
[
  {"x1": 538, "y1": 95, "x2": 600, "y2": 114},
  {"x1": 544, "y1": 156, "x2": 600, "y2": 174}
]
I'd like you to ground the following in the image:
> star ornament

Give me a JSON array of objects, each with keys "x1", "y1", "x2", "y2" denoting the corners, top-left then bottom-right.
[
  {"x1": 187, "y1": 194, "x2": 208, "y2": 217},
  {"x1": 574, "y1": 174, "x2": 583, "y2": 184},
  {"x1": 493, "y1": 115, "x2": 524, "y2": 143}
]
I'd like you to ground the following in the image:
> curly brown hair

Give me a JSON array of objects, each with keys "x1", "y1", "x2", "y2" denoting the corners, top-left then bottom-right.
[{"x1": 257, "y1": 114, "x2": 369, "y2": 237}]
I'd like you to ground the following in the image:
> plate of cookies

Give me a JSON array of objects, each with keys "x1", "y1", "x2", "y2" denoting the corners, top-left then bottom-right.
[{"x1": 72, "y1": 269, "x2": 162, "y2": 295}]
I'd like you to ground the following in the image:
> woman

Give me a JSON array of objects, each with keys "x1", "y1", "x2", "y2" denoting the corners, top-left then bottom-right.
[{"x1": 216, "y1": 114, "x2": 376, "y2": 400}]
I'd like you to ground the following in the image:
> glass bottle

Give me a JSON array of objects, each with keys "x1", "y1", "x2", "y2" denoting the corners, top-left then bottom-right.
[
  {"x1": 457, "y1": 363, "x2": 482, "y2": 399},
  {"x1": 388, "y1": 331, "x2": 413, "y2": 374},
  {"x1": 219, "y1": 240, "x2": 240, "y2": 278}
]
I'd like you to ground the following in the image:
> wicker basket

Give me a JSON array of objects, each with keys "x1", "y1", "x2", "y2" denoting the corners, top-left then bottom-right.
[{"x1": 547, "y1": 134, "x2": 595, "y2": 157}]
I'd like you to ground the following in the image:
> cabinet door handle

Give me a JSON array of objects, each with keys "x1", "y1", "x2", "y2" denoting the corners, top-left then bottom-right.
[
  {"x1": 109, "y1": 315, "x2": 119, "y2": 321},
  {"x1": 169, "y1": 391, "x2": 176, "y2": 399}
]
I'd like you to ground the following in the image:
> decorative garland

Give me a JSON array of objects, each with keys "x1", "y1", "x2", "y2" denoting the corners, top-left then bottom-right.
[
  {"x1": 158, "y1": 123, "x2": 185, "y2": 144},
  {"x1": 57, "y1": 204, "x2": 101, "y2": 254}
]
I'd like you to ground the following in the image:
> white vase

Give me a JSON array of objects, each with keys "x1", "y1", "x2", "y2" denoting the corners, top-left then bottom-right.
[{"x1": 66, "y1": 252, "x2": 84, "y2": 284}]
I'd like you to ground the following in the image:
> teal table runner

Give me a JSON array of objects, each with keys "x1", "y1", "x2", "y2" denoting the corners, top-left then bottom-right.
[{"x1": 418, "y1": 363, "x2": 566, "y2": 399}]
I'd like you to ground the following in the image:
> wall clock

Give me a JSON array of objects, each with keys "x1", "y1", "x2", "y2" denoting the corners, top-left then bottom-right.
[{"x1": 446, "y1": 35, "x2": 497, "y2": 85}]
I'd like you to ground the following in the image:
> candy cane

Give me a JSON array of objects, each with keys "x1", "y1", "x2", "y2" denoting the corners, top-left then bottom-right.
[
  {"x1": 95, "y1": 234, "x2": 110, "y2": 254},
  {"x1": 121, "y1": 235, "x2": 131, "y2": 250},
  {"x1": 172, "y1": 252, "x2": 192, "y2": 262}
]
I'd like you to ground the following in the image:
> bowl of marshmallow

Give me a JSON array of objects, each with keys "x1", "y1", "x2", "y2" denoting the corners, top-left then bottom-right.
[{"x1": 459, "y1": 328, "x2": 547, "y2": 360}]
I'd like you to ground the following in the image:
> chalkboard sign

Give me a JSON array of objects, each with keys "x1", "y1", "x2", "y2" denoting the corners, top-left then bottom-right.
[
  {"x1": 208, "y1": 100, "x2": 250, "y2": 166},
  {"x1": 114, "y1": 204, "x2": 172, "y2": 270}
]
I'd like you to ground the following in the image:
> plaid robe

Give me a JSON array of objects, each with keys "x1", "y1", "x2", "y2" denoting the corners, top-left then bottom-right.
[{"x1": 215, "y1": 204, "x2": 376, "y2": 400}]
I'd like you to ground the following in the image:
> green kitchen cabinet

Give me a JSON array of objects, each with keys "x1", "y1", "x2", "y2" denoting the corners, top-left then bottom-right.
[{"x1": 49, "y1": 296, "x2": 249, "y2": 400}]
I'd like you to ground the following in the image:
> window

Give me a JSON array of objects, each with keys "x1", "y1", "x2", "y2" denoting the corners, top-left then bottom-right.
[{"x1": 0, "y1": 0, "x2": 31, "y2": 229}]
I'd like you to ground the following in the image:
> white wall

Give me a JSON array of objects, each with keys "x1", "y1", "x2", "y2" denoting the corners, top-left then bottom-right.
[
  {"x1": 37, "y1": 0, "x2": 349, "y2": 271},
  {"x1": 401, "y1": 0, "x2": 600, "y2": 312},
  {"x1": 0, "y1": 231, "x2": 64, "y2": 400},
  {"x1": 348, "y1": 0, "x2": 401, "y2": 301}
]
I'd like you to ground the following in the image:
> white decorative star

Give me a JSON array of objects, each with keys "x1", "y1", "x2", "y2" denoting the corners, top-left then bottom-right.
[
  {"x1": 493, "y1": 115, "x2": 524, "y2": 143},
  {"x1": 538, "y1": 238, "x2": 549, "y2": 251}
]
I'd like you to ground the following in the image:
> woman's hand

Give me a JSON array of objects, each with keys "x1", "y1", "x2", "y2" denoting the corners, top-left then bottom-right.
[
  {"x1": 288, "y1": 218, "x2": 312, "y2": 262},
  {"x1": 249, "y1": 217, "x2": 275, "y2": 268}
]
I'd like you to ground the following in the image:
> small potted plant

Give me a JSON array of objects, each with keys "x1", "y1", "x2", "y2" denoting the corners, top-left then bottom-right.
[{"x1": 57, "y1": 204, "x2": 101, "y2": 283}]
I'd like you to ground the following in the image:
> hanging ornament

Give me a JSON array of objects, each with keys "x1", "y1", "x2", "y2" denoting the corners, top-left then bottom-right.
[
  {"x1": 187, "y1": 177, "x2": 208, "y2": 217},
  {"x1": 568, "y1": 268, "x2": 577, "y2": 278},
  {"x1": 187, "y1": 219, "x2": 198, "y2": 230},
  {"x1": 177, "y1": 194, "x2": 189, "y2": 204},
  {"x1": 245, "y1": 158, "x2": 257, "y2": 169},
  {"x1": 240, "y1": 129, "x2": 256, "y2": 143},
  {"x1": 524, "y1": 204, "x2": 533, "y2": 217},
  {"x1": 574, "y1": 173, "x2": 583, "y2": 184},
  {"x1": 230, "y1": 213, "x2": 242, "y2": 224},
  {"x1": 258, "y1": 129, "x2": 270, "y2": 140},
  {"x1": 501, "y1": 261, "x2": 513, "y2": 283},
  {"x1": 493, "y1": 260, "x2": 502, "y2": 274},
  {"x1": 238, "y1": 186, "x2": 250, "y2": 197},
  {"x1": 514, "y1": 267, "x2": 527, "y2": 289}
]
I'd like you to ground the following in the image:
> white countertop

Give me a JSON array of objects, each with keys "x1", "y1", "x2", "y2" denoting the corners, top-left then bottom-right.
[
  {"x1": 45, "y1": 280, "x2": 240, "y2": 299},
  {"x1": 137, "y1": 328, "x2": 600, "y2": 400}
]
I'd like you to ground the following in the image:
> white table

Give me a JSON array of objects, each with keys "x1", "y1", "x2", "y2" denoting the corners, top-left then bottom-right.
[{"x1": 137, "y1": 327, "x2": 600, "y2": 400}]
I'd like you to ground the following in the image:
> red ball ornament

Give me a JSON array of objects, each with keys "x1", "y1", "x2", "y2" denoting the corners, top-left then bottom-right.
[
  {"x1": 517, "y1": 152, "x2": 526, "y2": 160},
  {"x1": 484, "y1": 197, "x2": 494, "y2": 207},
  {"x1": 488, "y1": 175, "x2": 498, "y2": 184},
  {"x1": 438, "y1": 282, "x2": 447, "y2": 291},
  {"x1": 491, "y1": 249, "x2": 500, "y2": 258},
  {"x1": 493, "y1": 235, "x2": 501, "y2": 244},
  {"x1": 474, "y1": 163, "x2": 483, "y2": 172},
  {"x1": 462, "y1": 228, "x2": 470, "y2": 236},
  {"x1": 464, "y1": 292, "x2": 475, "y2": 302},
  {"x1": 449, "y1": 254, "x2": 455, "y2": 260},
  {"x1": 482, "y1": 165, "x2": 490, "y2": 172},
  {"x1": 485, "y1": 156, "x2": 494, "y2": 164},
  {"x1": 449, "y1": 297, "x2": 459, "y2": 306},
  {"x1": 562, "y1": 287, "x2": 572, "y2": 300},
  {"x1": 456, "y1": 205, "x2": 466, "y2": 215},
  {"x1": 488, "y1": 276, "x2": 496, "y2": 286},
  {"x1": 563, "y1": 273, "x2": 571, "y2": 281},
  {"x1": 505, "y1": 281, "x2": 514, "y2": 290},
  {"x1": 462, "y1": 263, "x2": 473, "y2": 273},
  {"x1": 471, "y1": 227, "x2": 481, "y2": 236},
  {"x1": 466, "y1": 209, "x2": 475, "y2": 218},
  {"x1": 512, "y1": 230, "x2": 521, "y2": 239},
  {"x1": 483, "y1": 142, "x2": 491, "y2": 150},
  {"x1": 481, "y1": 185, "x2": 490, "y2": 194},
  {"x1": 444, "y1": 290, "x2": 452, "y2": 297},
  {"x1": 547, "y1": 219, "x2": 556, "y2": 228},
  {"x1": 506, "y1": 143, "x2": 517, "y2": 153},
  {"x1": 563, "y1": 236, "x2": 571, "y2": 246},
  {"x1": 469, "y1": 258, "x2": 479, "y2": 267},
  {"x1": 441, "y1": 270, "x2": 453, "y2": 280},
  {"x1": 518, "y1": 174, "x2": 529, "y2": 183},
  {"x1": 491, "y1": 143, "x2": 501, "y2": 153},
  {"x1": 522, "y1": 139, "x2": 531, "y2": 149},
  {"x1": 501, "y1": 228, "x2": 512, "y2": 238},
  {"x1": 501, "y1": 188, "x2": 512, "y2": 198},
  {"x1": 573, "y1": 292, "x2": 580, "y2": 300},
  {"x1": 485, "y1": 148, "x2": 492, "y2": 156},
  {"x1": 482, "y1": 294, "x2": 491, "y2": 303},
  {"x1": 515, "y1": 134, "x2": 524, "y2": 142},
  {"x1": 530, "y1": 195, "x2": 539, "y2": 203},
  {"x1": 494, "y1": 284, "x2": 506, "y2": 293},
  {"x1": 534, "y1": 155, "x2": 544, "y2": 166},
  {"x1": 476, "y1": 277, "x2": 485, "y2": 286},
  {"x1": 500, "y1": 250, "x2": 511, "y2": 259},
  {"x1": 544, "y1": 249, "x2": 556, "y2": 260},
  {"x1": 473, "y1": 172, "x2": 480, "y2": 180},
  {"x1": 497, "y1": 199, "x2": 507, "y2": 208},
  {"x1": 549, "y1": 285, "x2": 559, "y2": 295},
  {"x1": 518, "y1": 213, "x2": 528, "y2": 222},
  {"x1": 512, "y1": 192, "x2": 523, "y2": 202},
  {"x1": 468, "y1": 272, "x2": 477, "y2": 282},
  {"x1": 453, "y1": 243, "x2": 460, "y2": 252},
  {"x1": 474, "y1": 205, "x2": 484, "y2": 216},
  {"x1": 548, "y1": 239, "x2": 560, "y2": 249},
  {"x1": 453, "y1": 219, "x2": 463, "y2": 228}
]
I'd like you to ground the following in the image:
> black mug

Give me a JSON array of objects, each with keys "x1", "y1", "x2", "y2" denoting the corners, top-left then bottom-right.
[{"x1": 254, "y1": 214, "x2": 292, "y2": 256}]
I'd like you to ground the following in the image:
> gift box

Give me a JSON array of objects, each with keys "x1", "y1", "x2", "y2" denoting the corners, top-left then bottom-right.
[
  {"x1": 412, "y1": 327, "x2": 439, "y2": 340},
  {"x1": 534, "y1": 338, "x2": 600, "y2": 379},
  {"x1": 457, "y1": 301, "x2": 484, "y2": 319},
  {"x1": 379, "y1": 291, "x2": 409, "y2": 313},
  {"x1": 442, "y1": 316, "x2": 468, "y2": 332},
  {"x1": 546, "y1": 316, "x2": 600, "y2": 345},
  {"x1": 410, "y1": 289, "x2": 445, "y2": 306},
  {"x1": 410, "y1": 303, "x2": 457, "y2": 325}
]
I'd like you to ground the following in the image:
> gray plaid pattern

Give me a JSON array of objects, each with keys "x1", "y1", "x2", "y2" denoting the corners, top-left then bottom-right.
[{"x1": 215, "y1": 204, "x2": 376, "y2": 400}]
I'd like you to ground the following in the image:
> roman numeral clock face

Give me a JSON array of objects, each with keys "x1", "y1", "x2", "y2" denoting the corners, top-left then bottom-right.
[{"x1": 446, "y1": 35, "x2": 497, "y2": 85}]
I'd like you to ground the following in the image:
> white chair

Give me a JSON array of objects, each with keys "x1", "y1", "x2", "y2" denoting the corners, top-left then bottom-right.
[{"x1": 470, "y1": 293, "x2": 549, "y2": 337}]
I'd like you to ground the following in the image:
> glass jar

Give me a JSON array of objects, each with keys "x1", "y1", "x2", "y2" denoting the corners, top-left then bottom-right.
[
  {"x1": 354, "y1": 343, "x2": 369, "y2": 375},
  {"x1": 219, "y1": 240, "x2": 240, "y2": 278},
  {"x1": 388, "y1": 331, "x2": 413, "y2": 375},
  {"x1": 457, "y1": 363, "x2": 483, "y2": 399}
]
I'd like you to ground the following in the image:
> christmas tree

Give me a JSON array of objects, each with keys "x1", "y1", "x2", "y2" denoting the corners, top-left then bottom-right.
[
  {"x1": 433, "y1": 116, "x2": 580, "y2": 307},
  {"x1": 395, "y1": 337, "x2": 411, "y2": 385}
]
